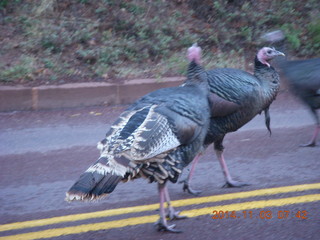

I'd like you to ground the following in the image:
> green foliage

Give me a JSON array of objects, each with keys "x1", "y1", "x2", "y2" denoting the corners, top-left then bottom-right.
[
  {"x1": 0, "y1": 0, "x2": 20, "y2": 9},
  {"x1": 0, "y1": 0, "x2": 319, "y2": 84},
  {"x1": 78, "y1": 0, "x2": 89, "y2": 4},
  {"x1": 308, "y1": 20, "x2": 320, "y2": 50},
  {"x1": 0, "y1": 56, "x2": 36, "y2": 82},
  {"x1": 0, "y1": 0, "x2": 21, "y2": 13},
  {"x1": 120, "y1": 2, "x2": 145, "y2": 15},
  {"x1": 42, "y1": 58, "x2": 54, "y2": 69},
  {"x1": 22, "y1": 19, "x2": 98, "y2": 54},
  {"x1": 280, "y1": 24, "x2": 301, "y2": 50},
  {"x1": 0, "y1": 0, "x2": 9, "y2": 9}
]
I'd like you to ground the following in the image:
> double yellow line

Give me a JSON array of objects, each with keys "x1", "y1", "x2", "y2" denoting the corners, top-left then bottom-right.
[{"x1": 1, "y1": 183, "x2": 320, "y2": 240}]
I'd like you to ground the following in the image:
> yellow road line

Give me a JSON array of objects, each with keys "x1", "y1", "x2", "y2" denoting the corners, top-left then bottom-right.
[
  {"x1": 1, "y1": 194, "x2": 319, "y2": 240},
  {"x1": 1, "y1": 183, "x2": 319, "y2": 232}
]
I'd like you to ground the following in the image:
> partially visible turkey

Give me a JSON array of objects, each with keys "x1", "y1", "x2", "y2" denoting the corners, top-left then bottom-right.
[
  {"x1": 181, "y1": 46, "x2": 285, "y2": 195},
  {"x1": 66, "y1": 44, "x2": 211, "y2": 233},
  {"x1": 262, "y1": 30, "x2": 320, "y2": 147}
]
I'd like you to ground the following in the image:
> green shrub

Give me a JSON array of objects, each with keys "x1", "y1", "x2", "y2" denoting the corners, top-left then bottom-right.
[
  {"x1": 0, "y1": 56, "x2": 36, "y2": 82},
  {"x1": 308, "y1": 20, "x2": 320, "y2": 50},
  {"x1": 280, "y1": 23, "x2": 301, "y2": 50}
]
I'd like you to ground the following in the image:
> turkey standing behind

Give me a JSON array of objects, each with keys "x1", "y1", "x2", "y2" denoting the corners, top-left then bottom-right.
[
  {"x1": 66, "y1": 44, "x2": 211, "y2": 233},
  {"x1": 181, "y1": 46, "x2": 285, "y2": 195},
  {"x1": 262, "y1": 30, "x2": 320, "y2": 147}
]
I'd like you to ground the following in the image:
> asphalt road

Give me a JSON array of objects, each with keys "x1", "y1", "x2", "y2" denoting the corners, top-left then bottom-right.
[{"x1": 0, "y1": 90, "x2": 319, "y2": 240}]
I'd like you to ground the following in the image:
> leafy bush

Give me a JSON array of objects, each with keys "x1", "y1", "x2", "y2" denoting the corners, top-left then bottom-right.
[
  {"x1": 0, "y1": 56, "x2": 36, "y2": 82},
  {"x1": 308, "y1": 20, "x2": 320, "y2": 50}
]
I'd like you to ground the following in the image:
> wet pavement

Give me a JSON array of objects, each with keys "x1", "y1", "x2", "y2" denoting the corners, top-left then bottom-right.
[{"x1": 0, "y1": 90, "x2": 319, "y2": 240}]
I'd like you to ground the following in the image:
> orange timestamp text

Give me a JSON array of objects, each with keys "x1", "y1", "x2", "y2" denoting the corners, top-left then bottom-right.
[{"x1": 212, "y1": 210, "x2": 308, "y2": 220}]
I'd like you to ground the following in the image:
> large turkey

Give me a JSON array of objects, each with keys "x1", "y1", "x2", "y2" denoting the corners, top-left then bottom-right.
[
  {"x1": 181, "y1": 46, "x2": 285, "y2": 195},
  {"x1": 262, "y1": 30, "x2": 320, "y2": 147},
  {"x1": 66, "y1": 44, "x2": 211, "y2": 233}
]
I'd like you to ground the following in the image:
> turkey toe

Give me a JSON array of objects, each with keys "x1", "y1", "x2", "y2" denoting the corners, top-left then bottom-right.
[
  {"x1": 222, "y1": 180, "x2": 250, "y2": 188},
  {"x1": 181, "y1": 179, "x2": 202, "y2": 196},
  {"x1": 166, "y1": 210, "x2": 188, "y2": 221},
  {"x1": 155, "y1": 222, "x2": 182, "y2": 233}
]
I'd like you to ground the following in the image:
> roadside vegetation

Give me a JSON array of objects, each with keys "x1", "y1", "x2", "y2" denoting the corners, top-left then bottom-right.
[{"x1": 0, "y1": 0, "x2": 319, "y2": 86}]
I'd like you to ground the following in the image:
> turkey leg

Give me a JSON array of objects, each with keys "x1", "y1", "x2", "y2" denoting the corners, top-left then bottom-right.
[
  {"x1": 164, "y1": 186, "x2": 187, "y2": 220},
  {"x1": 181, "y1": 149, "x2": 249, "y2": 195},
  {"x1": 300, "y1": 108, "x2": 319, "y2": 147},
  {"x1": 215, "y1": 149, "x2": 249, "y2": 188},
  {"x1": 300, "y1": 125, "x2": 320, "y2": 147},
  {"x1": 179, "y1": 154, "x2": 202, "y2": 196},
  {"x1": 155, "y1": 183, "x2": 182, "y2": 233}
]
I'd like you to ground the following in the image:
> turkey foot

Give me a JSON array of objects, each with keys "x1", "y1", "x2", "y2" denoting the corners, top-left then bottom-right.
[
  {"x1": 222, "y1": 179, "x2": 250, "y2": 188},
  {"x1": 180, "y1": 179, "x2": 202, "y2": 196},
  {"x1": 299, "y1": 141, "x2": 316, "y2": 147},
  {"x1": 154, "y1": 220, "x2": 182, "y2": 233},
  {"x1": 300, "y1": 126, "x2": 319, "y2": 147},
  {"x1": 166, "y1": 209, "x2": 188, "y2": 221}
]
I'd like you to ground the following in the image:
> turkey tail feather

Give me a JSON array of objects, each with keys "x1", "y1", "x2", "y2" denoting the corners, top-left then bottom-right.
[
  {"x1": 66, "y1": 172, "x2": 122, "y2": 201},
  {"x1": 91, "y1": 174, "x2": 122, "y2": 196},
  {"x1": 66, "y1": 157, "x2": 126, "y2": 201}
]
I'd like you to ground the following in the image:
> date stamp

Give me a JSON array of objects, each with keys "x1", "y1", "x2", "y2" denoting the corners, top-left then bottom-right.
[{"x1": 212, "y1": 210, "x2": 308, "y2": 220}]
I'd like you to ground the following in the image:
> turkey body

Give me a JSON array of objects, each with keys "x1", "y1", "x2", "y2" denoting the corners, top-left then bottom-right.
[
  {"x1": 66, "y1": 52, "x2": 211, "y2": 232},
  {"x1": 204, "y1": 64, "x2": 280, "y2": 148},
  {"x1": 280, "y1": 58, "x2": 320, "y2": 112},
  {"x1": 182, "y1": 47, "x2": 284, "y2": 194},
  {"x1": 262, "y1": 30, "x2": 320, "y2": 146},
  {"x1": 279, "y1": 57, "x2": 320, "y2": 146},
  {"x1": 121, "y1": 81, "x2": 211, "y2": 184}
]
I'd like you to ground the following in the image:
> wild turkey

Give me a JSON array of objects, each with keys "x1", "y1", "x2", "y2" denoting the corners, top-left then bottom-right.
[
  {"x1": 181, "y1": 46, "x2": 285, "y2": 195},
  {"x1": 262, "y1": 30, "x2": 320, "y2": 147},
  {"x1": 66, "y1": 44, "x2": 211, "y2": 233}
]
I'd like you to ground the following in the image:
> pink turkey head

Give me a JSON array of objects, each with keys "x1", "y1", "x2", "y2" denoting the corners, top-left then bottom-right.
[
  {"x1": 187, "y1": 43, "x2": 202, "y2": 64},
  {"x1": 257, "y1": 47, "x2": 285, "y2": 67}
]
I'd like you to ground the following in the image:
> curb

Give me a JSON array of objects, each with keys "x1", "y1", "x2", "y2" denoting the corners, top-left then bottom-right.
[{"x1": 0, "y1": 77, "x2": 184, "y2": 112}]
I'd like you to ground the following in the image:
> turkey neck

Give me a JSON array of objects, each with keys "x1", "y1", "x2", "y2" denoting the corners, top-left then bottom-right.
[
  {"x1": 254, "y1": 56, "x2": 280, "y2": 108},
  {"x1": 184, "y1": 61, "x2": 209, "y2": 92}
]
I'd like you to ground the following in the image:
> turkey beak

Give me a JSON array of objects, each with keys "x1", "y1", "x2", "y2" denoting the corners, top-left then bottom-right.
[{"x1": 275, "y1": 50, "x2": 285, "y2": 57}]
